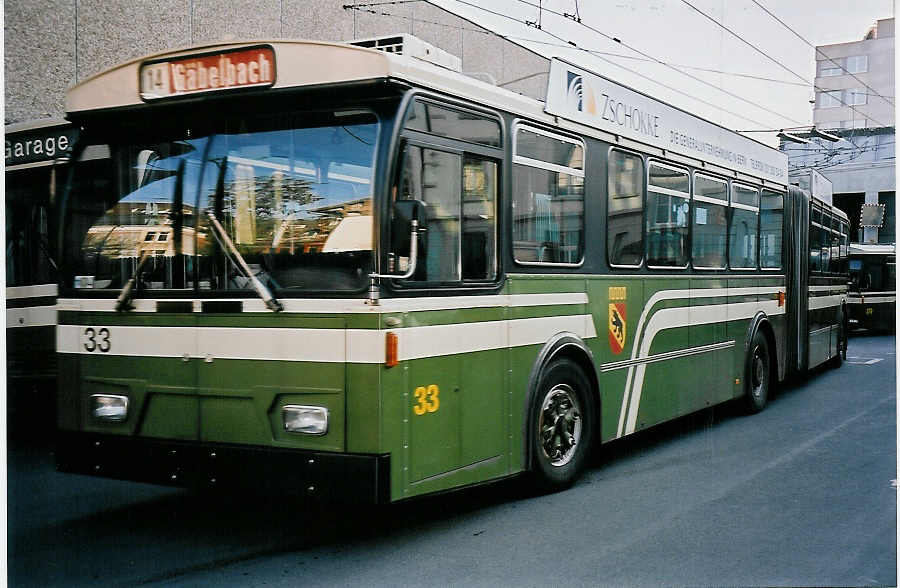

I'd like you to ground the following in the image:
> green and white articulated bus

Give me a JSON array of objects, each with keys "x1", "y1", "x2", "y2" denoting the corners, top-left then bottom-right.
[{"x1": 55, "y1": 36, "x2": 849, "y2": 501}]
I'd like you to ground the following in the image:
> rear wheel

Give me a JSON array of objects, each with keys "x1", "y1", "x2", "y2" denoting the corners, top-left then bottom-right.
[
  {"x1": 530, "y1": 359, "x2": 594, "y2": 490},
  {"x1": 743, "y1": 331, "x2": 771, "y2": 414}
]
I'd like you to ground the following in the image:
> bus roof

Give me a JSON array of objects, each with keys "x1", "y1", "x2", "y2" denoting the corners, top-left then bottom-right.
[{"x1": 65, "y1": 38, "x2": 787, "y2": 189}]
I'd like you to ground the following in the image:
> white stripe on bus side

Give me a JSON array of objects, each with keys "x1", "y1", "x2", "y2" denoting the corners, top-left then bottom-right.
[
  {"x1": 849, "y1": 296, "x2": 895, "y2": 304},
  {"x1": 56, "y1": 314, "x2": 598, "y2": 363},
  {"x1": 7, "y1": 284, "x2": 58, "y2": 299},
  {"x1": 616, "y1": 285, "x2": 783, "y2": 437},
  {"x1": 807, "y1": 294, "x2": 845, "y2": 310},
  {"x1": 7, "y1": 306, "x2": 57, "y2": 328},
  {"x1": 622, "y1": 299, "x2": 785, "y2": 436}
]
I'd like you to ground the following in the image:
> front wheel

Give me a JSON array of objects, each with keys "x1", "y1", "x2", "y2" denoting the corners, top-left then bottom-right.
[
  {"x1": 530, "y1": 359, "x2": 594, "y2": 490},
  {"x1": 743, "y1": 331, "x2": 771, "y2": 414}
]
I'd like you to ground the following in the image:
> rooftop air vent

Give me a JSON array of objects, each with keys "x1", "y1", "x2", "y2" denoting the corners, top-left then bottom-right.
[{"x1": 348, "y1": 34, "x2": 462, "y2": 72}]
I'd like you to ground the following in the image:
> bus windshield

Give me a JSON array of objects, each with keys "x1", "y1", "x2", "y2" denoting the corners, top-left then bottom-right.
[{"x1": 63, "y1": 109, "x2": 379, "y2": 295}]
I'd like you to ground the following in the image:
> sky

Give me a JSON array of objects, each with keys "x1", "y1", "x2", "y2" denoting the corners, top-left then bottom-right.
[{"x1": 429, "y1": 0, "x2": 895, "y2": 147}]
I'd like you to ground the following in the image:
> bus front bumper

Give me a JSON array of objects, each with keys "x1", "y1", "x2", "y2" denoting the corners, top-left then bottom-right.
[{"x1": 55, "y1": 431, "x2": 391, "y2": 503}]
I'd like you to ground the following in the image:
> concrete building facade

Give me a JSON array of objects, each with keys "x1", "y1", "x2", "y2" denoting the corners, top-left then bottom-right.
[
  {"x1": 5, "y1": 1, "x2": 550, "y2": 125},
  {"x1": 813, "y1": 17, "x2": 894, "y2": 130},
  {"x1": 785, "y1": 17, "x2": 895, "y2": 245}
]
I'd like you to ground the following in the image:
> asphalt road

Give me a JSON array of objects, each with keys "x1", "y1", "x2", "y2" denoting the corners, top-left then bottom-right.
[{"x1": 8, "y1": 334, "x2": 896, "y2": 587}]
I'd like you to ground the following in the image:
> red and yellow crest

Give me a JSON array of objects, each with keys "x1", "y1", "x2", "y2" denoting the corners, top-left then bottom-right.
[{"x1": 608, "y1": 302, "x2": 627, "y2": 355}]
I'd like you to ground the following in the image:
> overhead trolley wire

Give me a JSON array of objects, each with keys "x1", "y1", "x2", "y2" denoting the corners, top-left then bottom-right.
[
  {"x1": 749, "y1": 0, "x2": 894, "y2": 107},
  {"x1": 350, "y1": 0, "x2": 816, "y2": 131},
  {"x1": 446, "y1": 0, "x2": 779, "y2": 129},
  {"x1": 346, "y1": 3, "x2": 808, "y2": 88},
  {"x1": 512, "y1": 0, "x2": 809, "y2": 127},
  {"x1": 513, "y1": 37, "x2": 810, "y2": 87},
  {"x1": 343, "y1": 0, "x2": 425, "y2": 7},
  {"x1": 678, "y1": 0, "x2": 892, "y2": 129},
  {"x1": 344, "y1": 3, "x2": 493, "y2": 35}
]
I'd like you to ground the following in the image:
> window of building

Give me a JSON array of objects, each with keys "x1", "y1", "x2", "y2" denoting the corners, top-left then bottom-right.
[
  {"x1": 759, "y1": 190, "x2": 783, "y2": 269},
  {"x1": 845, "y1": 88, "x2": 867, "y2": 106},
  {"x1": 607, "y1": 149, "x2": 644, "y2": 266},
  {"x1": 646, "y1": 162, "x2": 690, "y2": 267},
  {"x1": 845, "y1": 55, "x2": 868, "y2": 74},
  {"x1": 878, "y1": 191, "x2": 895, "y2": 244},
  {"x1": 729, "y1": 184, "x2": 759, "y2": 269},
  {"x1": 692, "y1": 174, "x2": 728, "y2": 269},
  {"x1": 818, "y1": 91, "x2": 842, "y2": 108},
  {"x1": 818, "y1": 60, "x2": 843, "y2": 77},
  {"x1": 512, "y1": 126, "x2": 584, "y2": 265}
]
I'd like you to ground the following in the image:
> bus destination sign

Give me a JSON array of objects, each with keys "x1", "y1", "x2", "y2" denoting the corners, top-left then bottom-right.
[{"x1": 139, "y1": 46, "x2": 276, "y2": 100}]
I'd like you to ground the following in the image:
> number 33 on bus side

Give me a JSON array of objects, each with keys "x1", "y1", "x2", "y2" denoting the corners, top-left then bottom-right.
[
  {"x1": 83, "y1": 327, "x2": 111, "y2": 353},
  {"x1": 413, "y1": 385, "x2": 440, "y2": 415}
]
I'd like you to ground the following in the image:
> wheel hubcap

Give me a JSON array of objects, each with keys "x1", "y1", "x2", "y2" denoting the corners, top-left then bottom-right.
[{"x1": 538, "y1": 384, "x2": 582, "y2": 467}]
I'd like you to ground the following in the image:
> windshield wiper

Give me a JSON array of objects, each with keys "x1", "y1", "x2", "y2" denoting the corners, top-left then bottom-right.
[
  {"x1": 115, "y1": 252, "x2": 152, "y2": 311},
  {"x1": 116, "y1": 159, "x2": 186, "y2": 311},
  {"x1": 207, "y1": 156, "x2": 283, "y2": 312}
]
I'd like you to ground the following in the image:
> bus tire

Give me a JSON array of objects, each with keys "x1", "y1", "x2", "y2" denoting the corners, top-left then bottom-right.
[
  {"x1": 530, "y1": 359, "x2": 594, "y2": 491},
  {"x1": 743, "y1": 330, "x2": 771, "y2": 414}
]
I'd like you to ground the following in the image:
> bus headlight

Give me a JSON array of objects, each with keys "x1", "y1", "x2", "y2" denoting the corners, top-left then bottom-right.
[
  {"x1": 90, "y1": 394, "x2": 129, "y2": 421},
  {"x1": 283, "y1": 405, "x2": 328, "y2": 435}
]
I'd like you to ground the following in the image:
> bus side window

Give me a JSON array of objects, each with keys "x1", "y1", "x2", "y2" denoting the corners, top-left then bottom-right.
[
  {"x1": 830, "y1": 214, "x2": 841, "y2": 274},
  {"x1": 692, "y1": 174, "x2": 728, "y2": 269},
  {"x1": 607, "y1": 150, "x2": 644, "y2": 266},
  {"x1": 759, "y1": 189, "x2": 783, "y2": 269},
  {"x1": 646, "y1": 161, "x2": 689, "y2": 267},
  {"x1": 821, "y1": 212, "x2": 833, "y2": 273},
  {"x1": 729, "y1": 184, "x2": 759, "y2": 269},
  {"x1": 810, "y1": 207, "x2": 822, "y2": 273},
  {"x1": 513, "y1": 126, "x2": 584, "y2": 265}
]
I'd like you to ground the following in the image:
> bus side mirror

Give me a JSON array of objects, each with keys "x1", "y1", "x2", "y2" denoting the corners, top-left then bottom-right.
[{"x1": 391, "y1": 199, "x2": 427, "y2": 255}]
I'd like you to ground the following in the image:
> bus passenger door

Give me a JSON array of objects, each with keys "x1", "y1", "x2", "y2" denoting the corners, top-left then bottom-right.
[{"x1": 395, "y1": 142, "x2": 506, "y2": 487}]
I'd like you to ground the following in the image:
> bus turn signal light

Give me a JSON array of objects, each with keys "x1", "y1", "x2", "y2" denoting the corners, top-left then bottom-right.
[
  {"x1": 777, "y1": 291, "x2": 785, "y2": 307},
  {"x1": 386, "y1": 332, "x2": 398, "y2": 367}
]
